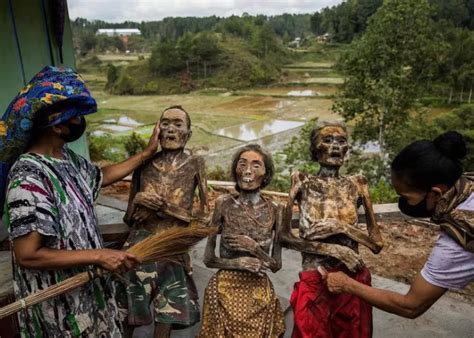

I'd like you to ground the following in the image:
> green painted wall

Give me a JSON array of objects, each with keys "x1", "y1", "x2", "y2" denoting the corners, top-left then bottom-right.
[{"x1": 0, "y1": 0, "x2": 89, "y2": 158}]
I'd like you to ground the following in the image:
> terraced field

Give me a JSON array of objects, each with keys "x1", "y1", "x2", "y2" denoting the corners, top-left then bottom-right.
[{"x1": 81, "y1": 55, "x2": 345, "y2": 166}]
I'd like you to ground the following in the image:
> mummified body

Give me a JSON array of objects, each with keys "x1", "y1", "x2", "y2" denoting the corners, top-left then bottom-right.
[
  {"x1": 280, "y1": 122, "x2": 384, "y2": 338},
  {"x1": 118, "y1": 106, "x2": 209, "y2": 338},
  {"x1": 200, "y1": 144, "x2": 285, "y2": 337}
]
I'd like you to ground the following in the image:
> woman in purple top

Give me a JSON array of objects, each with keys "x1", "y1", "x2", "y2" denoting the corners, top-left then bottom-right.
[{"x1": 322, "y1": 131, "x2": 474, "y2": 319}]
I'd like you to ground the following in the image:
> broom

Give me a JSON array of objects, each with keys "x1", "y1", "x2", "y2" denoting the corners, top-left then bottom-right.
[{"x1": 0, "y1": 224, "x2": 216, "y2": 319}]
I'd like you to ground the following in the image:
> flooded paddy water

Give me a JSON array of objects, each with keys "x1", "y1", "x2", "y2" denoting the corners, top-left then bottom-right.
[
  {"x1": 87, "y1": 89, "x2": 340, "y2": 167},
  {"x1": 215, "y1": 119, "x2": 305, "y2": 141},
  {"x1": 84, "y1": 59, "x2": 344, "y2": 167},
  {"x1": 238, "y1": 85, "x2": 338, "y2": 98}
]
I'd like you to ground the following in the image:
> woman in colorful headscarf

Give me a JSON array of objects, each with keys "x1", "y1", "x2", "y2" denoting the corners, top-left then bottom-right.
[{"x1": 0, "y1": 66, "x2": 159, "y2": 337}]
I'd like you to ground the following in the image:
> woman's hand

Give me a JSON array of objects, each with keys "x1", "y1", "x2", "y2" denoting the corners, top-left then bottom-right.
[
  {"x1": 319, "y1": 266, "x2": 353, "y2": 294},
  {"x1": 95, "y1": 249, "x2": 141, "y2": 274},
  {"x1": 142, "y1": 122, "x2": 160, "y2": 160},
  {"x1": 101, "y1": 122, "x2": 161, "y2": 187}
]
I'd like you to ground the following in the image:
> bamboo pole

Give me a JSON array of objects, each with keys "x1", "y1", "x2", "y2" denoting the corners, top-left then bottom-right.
[
  {"x1": 0, "y1": 271, "x2": 92, "y2": 319},
  {"x1": 121, "y1": 177, "x2": 289, "y2": 197},
  {"x1": 207, "y1": 180, "x2": 289, "y2": 198}
]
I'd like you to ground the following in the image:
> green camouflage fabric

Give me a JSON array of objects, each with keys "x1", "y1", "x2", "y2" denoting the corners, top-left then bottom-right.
[{"x1": 116, "y1": 229, "x2": 200, "y2": 328}]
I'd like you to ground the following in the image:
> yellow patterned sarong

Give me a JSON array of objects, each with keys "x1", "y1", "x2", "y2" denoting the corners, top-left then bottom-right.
[{"x1": 199, "y1": 269, "x2": 286, "y2": 337}]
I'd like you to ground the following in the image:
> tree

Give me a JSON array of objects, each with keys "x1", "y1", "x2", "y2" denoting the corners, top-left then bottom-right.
[
  {"x1": 335, "y1": 0, "x2": 445, "y2": 159},
  {"x1": 105, "y1": 64, "x2": 119, "y2": 91},
  {"x1": 251, "y1": 24, "x2": 282, "y2": 58},
  {"x1": 429, "y1": 0, "x2": 470, "y2": 27},
  {"x1": 436, "y1": 26, "x2": 474, "y2": 103},
  {"x1": 192, "y1": 33, "x2": 221, "y2": 72},
  {"x1": 433, "y1": 105, "x2": 474, "y2": 170},
  {"x1": 124, "y1": 132, "x2": 147, "y2": 157},
  {"x1": 353, "y1": 0, "x2": 383, "y2": 32},
  {"x1": 194, "y1": 33, "x2": 220, "y2": 77},
  {"x1": 270, "y1": 119, "x2": 320, "y2": 192},
  {"x1": 76, "y1": 32, "x2": 97, "y2": 56},
  {"x1": 310, "y1": 12, "x2": 325, "y2": 35},
  {"x1": 149, "y1": 40, "x2": 184, "y2": 74}
]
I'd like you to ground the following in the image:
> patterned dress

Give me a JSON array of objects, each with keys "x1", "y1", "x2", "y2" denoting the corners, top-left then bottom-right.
[{"x1": 4, "y1": 148, "x2": 121, "y2": 338}]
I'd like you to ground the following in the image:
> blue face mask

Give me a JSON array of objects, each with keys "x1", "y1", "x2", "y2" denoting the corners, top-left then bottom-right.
[{"x1": 398, "y1": 195, "x2": 433, "y2": 218}]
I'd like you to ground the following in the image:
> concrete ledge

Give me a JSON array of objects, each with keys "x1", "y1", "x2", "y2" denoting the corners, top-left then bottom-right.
[
  {"x1": 208, "y1": 181, "x2": 406, "y2": 220},
  {"x1": 96, "y1": 195, "x2": 128, "y2": 212},
  {"x1": 0, "y1": 194, "x2": 422, "y2": 252},
  {"x1": 98, "y1": 222, "x2": 130, "y2": 243}
]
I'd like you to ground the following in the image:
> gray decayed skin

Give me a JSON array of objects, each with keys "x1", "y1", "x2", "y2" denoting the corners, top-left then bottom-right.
[
  {"x1": 123, "y1": 108, "x2": 207, "y2": 338},
  {"x1": 204, "y1": 151, "x2": 282, "y2": 274},
  {"x1": 280, "y1": 126, "x2": 384, "y2": 272},
  {"x1": 124, "y1": 108, "x2": 209, "y2": 232}
]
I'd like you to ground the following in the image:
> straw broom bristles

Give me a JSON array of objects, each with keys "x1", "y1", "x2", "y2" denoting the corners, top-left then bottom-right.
[
  {"x1": 127, "y1": 224, "x2": 217, "y2": 262},
  {"x1": 0, "y1": 224, "x2": 217, "y2": 319}
]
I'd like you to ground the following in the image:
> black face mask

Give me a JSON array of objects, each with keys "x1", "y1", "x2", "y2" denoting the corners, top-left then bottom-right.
[
  {"x1": 60, "y1": 117, "x2": 86, "y2": 143},
  {"x1": 398, "y1": 196, "x2": 434, "y2": 218}
]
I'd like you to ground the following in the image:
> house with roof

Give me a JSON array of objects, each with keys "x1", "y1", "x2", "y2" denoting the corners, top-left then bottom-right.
[{"x1": 96, "y1": 28, "x2": 141, "y2": 36}]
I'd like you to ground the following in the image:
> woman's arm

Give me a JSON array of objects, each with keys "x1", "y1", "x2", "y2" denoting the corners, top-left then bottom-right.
[
  {"x1": 323, "y1": 271, "x2": 446, "y2": 319},
  {"x1": 101, "y1": 123, "x2": 160, "y2": 186},
  {"x1": 13, "y1": 231, "x2": 140, "y2": 273}
]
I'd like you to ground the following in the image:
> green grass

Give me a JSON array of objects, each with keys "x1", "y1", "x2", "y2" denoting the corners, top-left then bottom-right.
[
  {"x1": 283, "y1": 62, "x2": 335, "y2": 69},
  {"x1": 79, "y1": 43, "x2": 347, "y2": 158}
]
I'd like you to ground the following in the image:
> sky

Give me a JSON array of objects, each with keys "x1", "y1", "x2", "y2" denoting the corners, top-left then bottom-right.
[{"x1": 68, "y1": 0, "x2": 344, "y2": 22}]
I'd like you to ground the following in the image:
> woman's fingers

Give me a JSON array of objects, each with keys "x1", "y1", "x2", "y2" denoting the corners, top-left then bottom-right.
[
  {"x1": 143, "y1": 122, "x2": 160, "y2": 158},
  {"x1": 126, "y1": 253, "x2": 142, "y2": 264},
  {"x1": 318, "y1": 265, "x2": 328, "y2": 279}
]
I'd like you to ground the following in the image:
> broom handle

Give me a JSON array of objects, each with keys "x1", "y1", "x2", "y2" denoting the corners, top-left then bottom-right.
[{"x1": 0, "y1": 269, "x2": 101, "y2": 319}]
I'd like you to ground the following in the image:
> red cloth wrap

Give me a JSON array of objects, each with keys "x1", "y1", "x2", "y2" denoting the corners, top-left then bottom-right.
[{"x1": 290, "y1": 267, "x2": 372, "y2": 338}]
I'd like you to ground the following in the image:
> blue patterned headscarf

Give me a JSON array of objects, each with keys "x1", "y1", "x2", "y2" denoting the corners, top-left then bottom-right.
[{"x1": 0, "y1": 66, "x2": 97, "y2": 213}]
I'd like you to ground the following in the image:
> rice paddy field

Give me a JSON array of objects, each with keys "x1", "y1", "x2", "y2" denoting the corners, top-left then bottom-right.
[
  {"x1": 82, "y1": 52, "x2": 453, "y2": 168},
  {"x1": 82, "y1": 59, "x2": 343, "y2": 165}
]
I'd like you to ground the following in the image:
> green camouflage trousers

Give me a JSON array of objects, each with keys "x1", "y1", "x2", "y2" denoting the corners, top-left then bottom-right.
[{"x1": 116, "y1": 229, "x2": 200, "y2": 328}]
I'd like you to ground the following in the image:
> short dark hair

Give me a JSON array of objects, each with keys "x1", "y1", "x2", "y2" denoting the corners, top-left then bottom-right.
[
  {"x1": 231, "y1": 144, "x2": 274, "y2": 191},
  {"x1": 309, "y1": 120, "x2": 347, "y2": 161},
  {"x1": 160, "y1": 105, "x2": 191, "y2": 129},
  {"x1": 391, "y1": 131, "x2": 466, "y2": 191}
]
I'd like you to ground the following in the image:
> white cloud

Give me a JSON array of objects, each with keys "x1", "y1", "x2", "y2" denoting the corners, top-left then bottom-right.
[{"x1": 68, "y1": 0, "x2": 343, "y2": 22}]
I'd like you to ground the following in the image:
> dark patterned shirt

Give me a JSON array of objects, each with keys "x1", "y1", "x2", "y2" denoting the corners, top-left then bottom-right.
[{"x1": 4, "y1": 148, "x2": 121, "y2": 337}]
